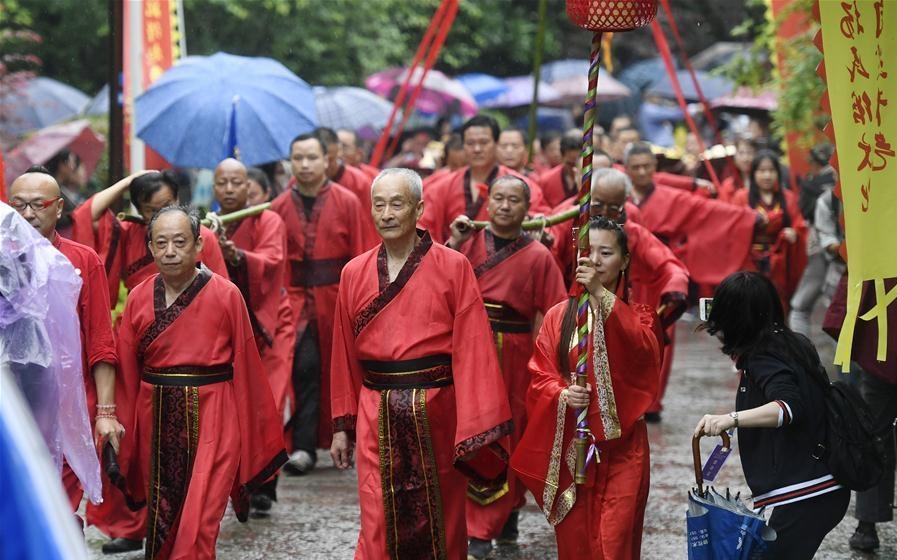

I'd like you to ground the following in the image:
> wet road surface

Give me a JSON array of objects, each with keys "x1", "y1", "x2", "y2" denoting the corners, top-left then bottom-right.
[{"x1": 86, "y1": 314, "x2": 895, "y2": 558}]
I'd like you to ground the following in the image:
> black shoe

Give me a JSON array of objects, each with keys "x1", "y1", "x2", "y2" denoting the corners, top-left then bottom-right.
[
  {"x1": 496, "y1": 510, "x2": 519, "y2": 545},
  {"x1": 468, "y1": 537, "x2": 492, "y2": 560},
  {"x1": 101, "y1": 538, "x2": 143, "y2": 554},
  {"x1": 849, "y1": 523, "x2": 880, "y2": 552},
  {"x1": 644, "y1": 412, "x2": 662, "y2": 423},
  {"x1": 251, "y1": 493, "x2": 273, "y2": 512}
]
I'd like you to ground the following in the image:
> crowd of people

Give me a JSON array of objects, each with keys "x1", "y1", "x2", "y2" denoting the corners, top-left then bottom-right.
[{"x1": 1, "y1": 109, "x2": 892, "y2": 560}]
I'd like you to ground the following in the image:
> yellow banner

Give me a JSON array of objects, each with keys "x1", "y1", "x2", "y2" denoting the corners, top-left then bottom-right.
[{"x1": 819, "y1": 0, "x2": 897, "y2": 368}]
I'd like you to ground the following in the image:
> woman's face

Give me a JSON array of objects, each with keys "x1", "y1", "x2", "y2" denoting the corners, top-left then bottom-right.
[
  {"x1": 246, "y1": 179, "x2": 268, "y2": 206},
  {"x1": 734, "y1": 141, "x2": 755, "y2": 173},
  {"x1": 588, "y1": 228, "x2": 629, "y2": 292},
  {"x1": 753, "y1": 158, "x2": 778, "y2": 193}
]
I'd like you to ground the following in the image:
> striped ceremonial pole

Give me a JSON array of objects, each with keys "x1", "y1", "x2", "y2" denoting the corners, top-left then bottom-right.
[{"x1": 571, "y1": 32, "x2": 602, "y2": 485}]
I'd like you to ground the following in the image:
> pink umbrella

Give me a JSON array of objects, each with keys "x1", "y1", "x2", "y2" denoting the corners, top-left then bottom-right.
[
  {"x1": 546, "y1": 72, "x2": 631, "y2": 104},
  {"x1": 365, "y1": 67, "x2": 478, "y2": 117},
  {"x1": 711, "y1": 87, "x2": 777, "y2": 112},
  {"x1": 4, "y1": 119, "x2": 105, "y2": 184}
]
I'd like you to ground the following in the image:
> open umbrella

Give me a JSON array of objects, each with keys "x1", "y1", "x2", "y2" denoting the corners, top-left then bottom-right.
[
  {"x1": 547, "y1": 73, "x2": 631, "y2": 104},
  {"x1": 314, "y1": 86, "x2": 393, "y2": 132},
  {"x1": 514, "y1": 106, "x2": 574, "y2": 134},
  {"x1": 482, "y1": 75, "x2": 561, "y2": 109},
  {"x1": 135, "y1": 52, "x2": 317, "y2": 169},
  {"x1": 456, "y1": 73, "x2": 509, "y2": 105},
  {"x1": 365, "y1": 67, "x2": 478, "y2": 117},
  {"x1": 83, "y1": 85, "x2": 110, "y2": 117},
  {"x1": 711, "y1": 87, "x2": 778, "y2": 113},
  {"x1": 647, "y1": 70, "x2": 734, "y2": 103},
  {"x1": 0, "y1": 77, "x2": 90, "y2": 137},
  {"x1": 4, "y1": 120, "x2": 105, "y2": 184}
]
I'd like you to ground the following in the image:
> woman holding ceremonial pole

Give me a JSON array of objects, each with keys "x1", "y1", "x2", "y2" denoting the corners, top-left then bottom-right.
[{"x1": 510, "y1": 217, "x2": 663, "y2": 559}]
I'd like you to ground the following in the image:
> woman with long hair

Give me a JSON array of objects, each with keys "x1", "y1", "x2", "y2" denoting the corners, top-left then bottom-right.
[
  {"x1": 511, "y1": 217, "x2": 663, "y2": 559},
  {"x1": 694, "y1": 271, "x2": 849, "y2": 559},
  {"x1": 733, "y1": 150, "x2": 807, "y2": 310},
  {"x1": 717, "y1": 137, "x2": 756, "y2": 203}
]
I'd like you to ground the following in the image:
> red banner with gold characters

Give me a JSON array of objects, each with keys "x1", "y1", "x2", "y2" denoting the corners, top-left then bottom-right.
[{"x1": 819, "y1": 0, "x2": 896, "y2": 369}]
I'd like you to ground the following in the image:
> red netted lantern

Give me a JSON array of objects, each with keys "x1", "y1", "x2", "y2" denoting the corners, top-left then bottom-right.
[{"x1": 566, "y1": 0, "x2": 658, "y2": 32}]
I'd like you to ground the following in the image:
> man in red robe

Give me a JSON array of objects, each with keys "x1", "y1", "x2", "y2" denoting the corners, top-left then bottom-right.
[
  {"x1": 213, "y1": 158, "x2": 293, "y2": 514},
  {"x1": 538, "y1": 135, "x2": 582, "y2": 208},
  {"x1": 68, "y1": 170, "x2": 229, "y2": 308},
  {"x1": 446, "y1": 175, "x2": 566, "y2": 559},
  {"x1": 337, "y1": 128, "x2": 380, "y2": 183},
  {"x1": 116, "y1": 207, "x2": 286, "y2": 559},
  {"x1": 330, "y1": 168, "x2": 512, "y2": 560},
  {"x1": 9, "y1": 169, "x2": 127, "y2": 542},
  {"x1": 496, "y1": 127, "x2": 542, "y2": 181},
  {"x1": 420, "y1": 115, "x2": 549, "y2": 243},
  {"x1": 271, "y1": 133, "x2": 368, "y2": 475}
]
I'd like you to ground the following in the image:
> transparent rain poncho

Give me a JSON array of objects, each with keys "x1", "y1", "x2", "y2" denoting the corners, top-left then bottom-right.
[{"x1": 0, "y1": 202, "x2": 102, "y2": 504}]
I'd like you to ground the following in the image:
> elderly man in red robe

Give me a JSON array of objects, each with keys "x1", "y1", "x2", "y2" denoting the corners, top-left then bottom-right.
[
  {"x1": 446, "y1": 175, "x2": 566, "y2": 559},
  {"x1": 495, "y1": 127, "x2": 541, "y2": 181},
  {"x1": 8, "y1": 168, "x2": 126, "y2": 535},
  {"x1": 271, "y1": 132, "x2": 368, "y2": 475},
  {"x1": 69, "y1": 170, "x2": 228, "y2": 308},
  {"x1": 213, "y1": 158, "x2": 293, "y2": 514},
  {"x1": 420, "y1": 115, "x2": 549, "y2": 243},
  {"x1": 116, "y1": 206, "x2": 286, "y2": 560},
  {"x1": 330, "y1": 168, "x2": 512, "y2": 560}
]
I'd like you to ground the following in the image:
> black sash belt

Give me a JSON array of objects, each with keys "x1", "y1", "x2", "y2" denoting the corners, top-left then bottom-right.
[
  {"x1": 289, "y1": 258, "x2": 349, "y2": 287},
  {"x1": 361, "y1": 354, "x2": 453, "y2": 390},
  {"x1": 484, "y1": 302, "x2": 531, "y2": 333},
  {"x1": 142, "y1": 364, "x2": 234, "y2": 387}
]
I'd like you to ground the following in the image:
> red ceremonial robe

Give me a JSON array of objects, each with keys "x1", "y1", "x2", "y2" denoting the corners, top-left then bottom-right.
[
  {"x1": 271, "y1": 182, "x2": 367, "y2": 449},
  {"x1": 225, "y1": 210, "x2": 293, "y2": 420},
  {"x1": 539, "y1": 164, "x2": 578, "y2": 209},
  {"x1": 116, "y1": 269, "x2": 286, "y2": 560},
  {"x1": 330, "y1": 231, "x2": 513, "y2": 560},
  {"x1": 358, "y1": 163, "x2": 381, "y2": 183},
  {"x1": 632, "y1": 184, "x2": 755, "y2": 286},
  {"x1": 69, "y1": 199, "x2": 229, "y2": 308},
  {"x1": 732, "y1": 188, "x2": 808, "y2": 309},
  {"x1": 511, "y1": 292, "x2": 663, "y2": 560},
  {"x1": 457, "y1": 229, "x2": 567, "y2": 540},
  {"x1": 419, "y1": 165, "x2": 550, "y2": 243}
]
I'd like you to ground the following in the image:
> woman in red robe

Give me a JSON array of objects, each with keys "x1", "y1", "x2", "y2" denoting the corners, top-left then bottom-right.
[
  {"x1": 732, "y1": 150, "x2": 807, "y2": 311},
  {"x1": 511, "y1": 217, "x2": 663, "y2": 560},
  {"x1": 717, "y1": 137, "x2": 756, "y2": 204}
]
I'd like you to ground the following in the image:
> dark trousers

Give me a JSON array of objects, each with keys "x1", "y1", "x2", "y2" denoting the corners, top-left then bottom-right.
[
  {"x1": 290, "y1": 324, "x2": 321, "y2": 456},
  {"x1": 11, "y1": 362, "x2": 58, "y2": 449},
  {"x1": 767, "y1": 487, "x2": 850, "y2": 559},
  {"x1": 855, "y1": 369, "x2": 897, "y2": 523}
]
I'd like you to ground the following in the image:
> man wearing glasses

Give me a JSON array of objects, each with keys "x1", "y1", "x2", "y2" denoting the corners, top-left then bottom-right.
[{"x1": 8, "y1": 167, "x2": 125, "y2": 537}]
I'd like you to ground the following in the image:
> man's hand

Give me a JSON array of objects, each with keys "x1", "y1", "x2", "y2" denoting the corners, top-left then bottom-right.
[
  {"x1": 564, "y1": 383, "x2": 591, "y2": 409},
  {"x1": 693, "y1": 178, "x2": 717, "y2": 196},
  {"x1": 330, "y1": 431, "x2": 354, "y2": 470},
  {"x1": 95, "y1": 417, "x2": 125, "y2": 454},
  {"x1": 219, "y1": 237, "x2": 241, "y2": 265},
  {"x1": 447, "y1": 215, "x2": 475, "y2": 249}
]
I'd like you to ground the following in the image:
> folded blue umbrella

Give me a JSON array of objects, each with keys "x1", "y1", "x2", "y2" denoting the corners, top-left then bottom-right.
[{"x1": 135, "y1": 52, "x2": 317, "y2": 168}]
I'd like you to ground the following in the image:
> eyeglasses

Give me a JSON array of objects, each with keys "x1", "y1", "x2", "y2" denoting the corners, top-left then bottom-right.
[
  {"x1": 589, "y1": 201, "x2": 624, "y2": 217},
  {"x1": 9, "y1": 197, "x2": 61, "y2": 212}
]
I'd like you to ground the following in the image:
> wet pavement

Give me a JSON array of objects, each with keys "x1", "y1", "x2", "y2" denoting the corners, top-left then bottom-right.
[{"x1": 86, "y1": 314, "x2": 896, "y2": 559}]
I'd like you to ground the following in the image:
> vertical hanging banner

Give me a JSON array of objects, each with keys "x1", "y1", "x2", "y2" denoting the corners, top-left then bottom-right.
[
  {"x1": 123, "y1": 0, "x2": 182, "y2": 172},
  {"x1": 819, "y1": 0, "x2": 897, "y2": 368}
]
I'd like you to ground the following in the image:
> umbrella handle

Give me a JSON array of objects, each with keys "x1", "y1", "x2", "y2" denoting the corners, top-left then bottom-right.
[{"x1": 692, "y1": 432, "x2": 731, "y2": 496}]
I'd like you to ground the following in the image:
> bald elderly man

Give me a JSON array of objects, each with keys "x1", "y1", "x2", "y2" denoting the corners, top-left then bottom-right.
[
  {"x1": 214, "y1": 158, "x2": 293, "y2": 514},
  {"x1": 8, "y1": 168, "x2": 124, "y2": 521}
]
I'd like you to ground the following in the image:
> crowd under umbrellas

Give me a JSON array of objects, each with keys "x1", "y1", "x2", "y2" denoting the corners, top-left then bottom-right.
[{"x1": 0, "y1": 28, "x2": 892, "y2": 560}]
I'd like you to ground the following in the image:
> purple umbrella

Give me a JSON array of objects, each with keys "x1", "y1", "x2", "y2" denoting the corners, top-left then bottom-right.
[
  {"x1": 481, "y1": 76, "x2": 562, "y2": 109},
  {"x1": 0, "y1": 77, "x2": 90, "y2": 137},
  {"x1": 365, "y1": 67, "x2": 477, "y2": 117}
]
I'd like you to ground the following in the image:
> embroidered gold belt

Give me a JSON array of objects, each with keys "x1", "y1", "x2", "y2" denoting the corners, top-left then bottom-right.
[
  {"x1": 142, "y1": 364, "x2": 234, "y2": 387},
  {"x1": 361, "y1": 354, "x2": 453, "y2": 390}
]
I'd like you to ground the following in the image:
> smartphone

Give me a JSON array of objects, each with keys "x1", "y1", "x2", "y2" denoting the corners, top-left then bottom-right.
[{"x1": 699, "y1": 298, "x2": 713, "y2": 322}]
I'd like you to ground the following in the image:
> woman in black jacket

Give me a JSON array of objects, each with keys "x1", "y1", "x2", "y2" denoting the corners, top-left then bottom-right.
[{"x1": 693, "y1": 271, "x2": 849, "y2": 559}]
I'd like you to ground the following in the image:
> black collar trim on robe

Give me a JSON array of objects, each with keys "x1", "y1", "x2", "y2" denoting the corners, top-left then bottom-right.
[
  {"x1": 290, "y1": 180, "x2": 330, "y2": 260},
  {"x1": 138, "y1": 266, "x2": 213, "y2": 361},
  {"x1": 353, "y1": 229, "x2": 433, "y2": 337},
  {"x1": 473, "y1": 229, "x2": 533, "y2": 279},
  {"x1": 634, "y1": 183, "x2": 656, "y2": 208},
  {"x1": 464, "y1": 166, "x2": 499, "y2": 219}
]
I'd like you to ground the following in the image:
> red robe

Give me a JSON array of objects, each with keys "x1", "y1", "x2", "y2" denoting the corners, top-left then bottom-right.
[
  {"x1": 116, "y1": 269, "x2": 286, "y2": 559},
  {"x1": 419, "y1": 165, "x2": 550, "y2": 243},
  {"x1": 632, "y1": 183, "x2": 755, "y2": 286},
  {"x1": 717, "y1": 174, "x2": 747, "y2": 204},
  {"x1": 511, "y1": 295, "x2": 663, "y2": 560},
  {"x1": 539, "y1": 164, "x2": 578, "y2": 209},
  {"x1": 69, "y1": 199, "x2": 229, "y2": 308},
  {"x1": 271, "y1": 182, "x2": 367, "y2": 449},
  {"x1": 330, "y1": 232, "x2": 512, "y2": 560},
  {"x1": 457, "y1": 229, "x2": 567, "y2": 540},
  {"x1": 225, "y1": 210, "x2": 293, "y2": 421},
  {"x1": 732, "y1": 188, "x2": 808, "y2": 308},
  {"x1": 358, "y1": 163, "x2": 381, "y2": 183}
]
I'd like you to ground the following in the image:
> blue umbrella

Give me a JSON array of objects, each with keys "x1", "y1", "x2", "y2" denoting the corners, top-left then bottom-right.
[
  {"x1": 456, "y1": 73, "x2": 509, "y2": 105},
  {"x1": 0, "y1": 77, "x2": 90, "y2": 137},
  {"x1": 514, "y1": 107, "x2": 574, "y2": 134},
  {"x1": 647, "y1": 70, "x2": 734, "y2": 103},
  {"x1": 541, "y1": 59, "x2": 591, "y2": 83},
  {"x1": 135, "y1": 52, "x2": 317, "y2": 168},
  {"x1": 314, "y1": 86, "x2": 393, "y2": 132},
  {"x1": 83, "y1": 84, "x2": 110, "y2": 117}
]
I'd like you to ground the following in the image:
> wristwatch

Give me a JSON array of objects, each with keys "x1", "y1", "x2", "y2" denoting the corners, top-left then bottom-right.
[{"x1": 729, "y1": 411, "x2": 739, "y2": 429}]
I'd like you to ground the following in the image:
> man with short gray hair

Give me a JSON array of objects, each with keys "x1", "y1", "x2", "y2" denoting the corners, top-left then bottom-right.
[{"x1": 330, "y1": 168, "x2": 512, "y2": 559}]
